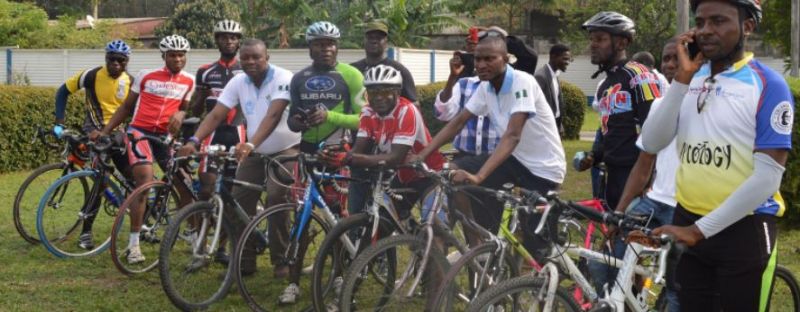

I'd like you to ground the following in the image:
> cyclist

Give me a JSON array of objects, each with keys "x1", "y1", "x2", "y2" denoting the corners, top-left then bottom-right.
[
  {"x1": 416, "y1": 36, "x2": 566, "y2": 255},
  {"x1": 187, "y1": 19, "x2": 244, "y2": 264},
  {"x1": 642, "y1": 1, "x2": 793, "y2": 310},
  {"x1": 99, "y1": 35, "x2": 195, "y2": 264},
  {"x1": 179, "y1": 38, "x2": 300, "y2": 278},
  {"x1": 576, "y1": 10, "x2": 664, "y2": 293},
  {"x1": 280, "y1": 21, "x2": 365, "y2": 304},
  {"x1": 53, "y1": 39, "x2": 134, "y2": 250}
]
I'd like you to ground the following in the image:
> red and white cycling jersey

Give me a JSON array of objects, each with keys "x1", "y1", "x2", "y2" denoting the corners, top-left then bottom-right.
[{"x1": 130, "y1": 67, "x2": 195, "y2": 133}]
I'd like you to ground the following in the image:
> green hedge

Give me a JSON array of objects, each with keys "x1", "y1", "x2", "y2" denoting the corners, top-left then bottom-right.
[
  {"x1": 0, "y1": 85, "x2": 85, "y2": 173},
  {"x1": 781, "y1": 78, "x2": 800, "y2": 224},
  {"x1": 560, "y1": 81, "x2": 586, "y2": 140},
  {"x1": 418, "y1": 81, "x2": 448, "y2": 137}
]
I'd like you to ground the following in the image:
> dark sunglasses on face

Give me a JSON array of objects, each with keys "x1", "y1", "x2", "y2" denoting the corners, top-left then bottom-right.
[{"x1": 106, "y1": 55, "x2": 128, "y2": 63}]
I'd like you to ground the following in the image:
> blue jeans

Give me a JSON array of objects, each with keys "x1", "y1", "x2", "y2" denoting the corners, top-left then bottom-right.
[{"x1": 587, "y1": 196, "x2": 679, "y2": 312}]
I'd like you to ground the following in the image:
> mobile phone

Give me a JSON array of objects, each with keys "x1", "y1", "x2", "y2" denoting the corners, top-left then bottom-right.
[{"x1": 687, "y1": 39, "x2": 700, "y2": 59}]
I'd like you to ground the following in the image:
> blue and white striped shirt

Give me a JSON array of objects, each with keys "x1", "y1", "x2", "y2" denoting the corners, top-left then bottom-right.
[{"x1": 434, "y1": 77, "x2": 500, "y2": 155}]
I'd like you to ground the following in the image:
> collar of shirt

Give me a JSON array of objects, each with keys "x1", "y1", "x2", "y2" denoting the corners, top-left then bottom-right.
[
  {"x1": 245, "y1": 65, "x2": 275, "y2": 89},
  {"x1": 547, "y1": 63, "x2": 561, "y2": 77},
  {"x1": 487, "y1": 64, "x2": 515, "y2": 94},
  {"x1": 218, "y1": 57, "x2": 239, "y2": 68}
]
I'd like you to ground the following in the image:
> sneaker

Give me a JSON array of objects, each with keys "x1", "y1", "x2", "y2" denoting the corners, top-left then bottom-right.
[
  {"x1": 278, "y1": 283, "x2": 301, "y2": 304},
  {"x1": 78, "y1": 232, "x2": 94, "y2": 250},
  {"x1": 301, "y1": 264, "x2": 314, "y2": 275},
  {"x1": 127, "y1": 245, "x2": 146, "y2": 264},
  {"x1": 446, "y1": 251, "x2": 462, "y2": 264},
  {"x1": 214, "y1": 249, "x2": 229, "y2": 266}
]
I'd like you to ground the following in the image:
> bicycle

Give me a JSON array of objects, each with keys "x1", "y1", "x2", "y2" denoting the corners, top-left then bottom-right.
[
  {"x1": 35, "y1": 132, "x2": 133, "y2": 258},
  {"x1": 310, "y1": 162, "x2": 421, "y2": 312},
  {"x1": 14, "y1": 127, "x2": 88, "y2": 244},
  {"x1": 158, "y1": 145, "x2": 272, "y2": 311},
  {"x1": 109, "y1": 132, "x2": 197, "y2": 275},
  {"x1": 466, "y1": 194, "x2": 674, "y2": 312},
  {"x1": 338, "y1": 162, "x2": 481, "y2": 311}
]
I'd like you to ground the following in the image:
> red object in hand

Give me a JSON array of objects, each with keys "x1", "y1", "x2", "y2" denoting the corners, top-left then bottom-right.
[{"x1": 330, "y1": 152, "x2": 348, "y2": 167}]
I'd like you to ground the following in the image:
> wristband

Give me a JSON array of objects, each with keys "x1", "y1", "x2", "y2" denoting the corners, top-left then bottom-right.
[
  {"x1": 245, "y1": 142, "x2": 256, "y2": 150},
  {"x1": 187, "y1": 136, "x2": 200, "y2": 145}
]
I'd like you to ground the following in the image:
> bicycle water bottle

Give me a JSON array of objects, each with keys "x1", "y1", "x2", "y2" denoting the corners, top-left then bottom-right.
[{"x1": 103, "y1": 188, "x2": 120, "y2": 207}]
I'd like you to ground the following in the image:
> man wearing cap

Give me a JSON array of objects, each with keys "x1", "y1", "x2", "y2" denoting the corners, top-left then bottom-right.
[{"x1": 351, "y1": 21, "x2": 417, "y2": 103}]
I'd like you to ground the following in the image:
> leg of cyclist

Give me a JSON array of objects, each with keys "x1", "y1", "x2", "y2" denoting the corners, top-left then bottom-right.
[{"x1": 125, "y1": 129, "x2": 158, "y2": 264}]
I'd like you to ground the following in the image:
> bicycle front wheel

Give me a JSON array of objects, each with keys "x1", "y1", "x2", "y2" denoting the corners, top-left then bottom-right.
[
  {"x1": 36, "y1": 170, "x2": 121, "y2": 258},
  {"x1": 15, "y1": 162, "x2": 84, "y2": 244},
  {"x1": 339, "y1": 234, "x2": 449, "y2": 312},
  {"x1": 430, "y1": 240, "x2": 520, "y2": 311},
  {"x1": 159, "y1": 200, "x2": 234, "y2": 310},
  {"x1": 466, "y1": 275, "x2": 581, "y2": 312},
  {"x1": 111, "y1": 180, "x2": 180, "y2": 275},
  {"x1": 232, "y1": 203, "x2": 330, "y2": 312}
]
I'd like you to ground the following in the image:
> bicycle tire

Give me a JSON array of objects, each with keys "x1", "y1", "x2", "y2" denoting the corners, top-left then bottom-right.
[
  {"x1": 14, "y1": 162, "x2": 84, "y2": 244},
  {"x1": 36, "y1": 170, "x2": 122, "y2": 258},
  {"x1": 110, "y1": 180, "x2": 180, "y2": 275},
  {"x1": 466, "y1": 275, "x2": 582, "y2": 312},
  {"x1": 429, "y1": 240, "x2": 521, "y2": 311},
  {"x1": 310, "y1": 212, "x2": 397, "y2": 312},
  {"x1": 159, "y1": 200, "x2": 235, "y2": 311},
  {"x1": 339, "y1": 234, "x2": 449, "y2": 312},
  {"x1": 232, "y1": 203, "x2": 331, "y2": 312},
  {"x1": 769, "y1": 264, "x2": 800, "y2": 312}
]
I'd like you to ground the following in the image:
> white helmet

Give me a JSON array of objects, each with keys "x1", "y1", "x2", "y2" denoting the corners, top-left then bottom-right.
[
  {"x1": 214, "y1": 19, "x2": 243, "y2": 36},
  {"x1": 306, "y1": 21, "x2": 341, "y2": 42},
  {"x1": 159, "y1": 35, "x2": 191, "y2": 53},
  {"x1": 364, "y1": 65, "x2": 403, "y2": 88}
]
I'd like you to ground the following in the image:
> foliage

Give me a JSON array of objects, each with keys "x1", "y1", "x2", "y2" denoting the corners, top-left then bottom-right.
[
  {"x1": 0, "y1": 0, "x2": 48, "y2": 47},
  {"x1": 761, "y1": 0, "x2": 792, "y2": 57},
  {"x1": 780, "y1": 77, "x2": 800, "y2": 224},
  {"x1": 368, "y1": 0, "x2": 466, "y2": 48},
  {"x1": 24, "y1": 15, "x2": 138, "y2": 49},
  {"x1": 0, "y1": 85, "x2": 85, "y2": 173},
  {"x1": 155, "y1": 0, "x2": 241, "y2": 49},
  {"x1": 417, "y1": 81, "x2": 448, "y2": 136},
  {"x1": 560, "y1": 0, "x2": 676, "y2": 64},
  {"x1": 560, "y1": 81, "x2": 585, "y2": 140}
]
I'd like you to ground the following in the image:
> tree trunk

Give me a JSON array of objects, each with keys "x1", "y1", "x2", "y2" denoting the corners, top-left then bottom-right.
[
  {"x1": 93, "y1": 0, "x2": 99, "y2": 19},
  {"x1": 279, "y1": 21, "x2": 290, "y2": 49}
]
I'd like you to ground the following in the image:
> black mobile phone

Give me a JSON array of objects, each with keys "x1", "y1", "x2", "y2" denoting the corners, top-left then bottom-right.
[{"x1": 687, "y1": 39, "x2": 700, "y2": 59}]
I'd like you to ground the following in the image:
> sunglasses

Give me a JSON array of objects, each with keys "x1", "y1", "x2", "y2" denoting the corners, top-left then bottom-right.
[
  {"x1": 106, "y1": 55, "x2": 129, "y2": 63},
  {"x1": 696, "y1": 77, "x2": 716, "y2": 114}
]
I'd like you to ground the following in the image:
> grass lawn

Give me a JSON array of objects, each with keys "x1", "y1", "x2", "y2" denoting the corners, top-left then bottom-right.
[{"x1": 2, "y1": 139, "x2": 799, "y2": 310}]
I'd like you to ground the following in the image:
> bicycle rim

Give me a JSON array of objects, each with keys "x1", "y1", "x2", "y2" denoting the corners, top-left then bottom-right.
[{"x1": 15, "y1": 163, "x2": 83, "y2": 244}]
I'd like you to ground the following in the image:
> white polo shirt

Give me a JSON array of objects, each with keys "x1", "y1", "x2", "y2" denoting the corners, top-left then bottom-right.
[
  {"x1": 465, "y1": 65, "x2": 566, "y2": 184},
  {"x1": 217, "y1": 65, "x2": 301, "y2": 155}
]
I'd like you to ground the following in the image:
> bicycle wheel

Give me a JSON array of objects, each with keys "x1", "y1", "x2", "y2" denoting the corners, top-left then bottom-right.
[
  {"x1": 36, "y1": 170, "x2": 122, "y2": 258},
  {"x1": 310, "y1": 212, "x2": 397, "y2": 312},
  {"x1": 769, "y1": 264, "x2": 800, "y2": 312},
  {"x1": 159, "y1": 200, "x2": 234, "y2": 311},
  {"x1": 430, "y1": 240, "x2": 521, "y2": 311},
  {"x1": 14, "y1": 162, "x2": 84, "y2": 244},
  {"x1": 232, "y1": 203, "x2": 330, "y2": 312},
  {"x1": 111, "y1": 180, "x2": 180, "y2": 275},
  {"x1": 466, "y1": 275, "x2": 581, "y2": 312},
  {"x1": 339, "y1": 234, "x2": 449, "y2": 312}
]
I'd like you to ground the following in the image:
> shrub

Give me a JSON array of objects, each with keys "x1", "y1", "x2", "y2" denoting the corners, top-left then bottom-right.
[
  {"x1": 417, "y1": 81, "x2": 448, "y2": 136},
  {"x1": 0, "y1": 85, "x2": 85, "y2": 173},
  {"x1": 780, "y1": 77, "x2": 800, "y2": 224},
  {"x1": 560, "y1": 81, "x2": 586, "y2": 140}
]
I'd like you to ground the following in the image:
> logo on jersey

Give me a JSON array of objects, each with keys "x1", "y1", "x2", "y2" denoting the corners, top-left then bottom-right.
[
  {"x1": 597, "y1": 83, "x2": 632, "y2": 134},
  {"x1": 305, "y1": 76, "x2": 336, "y2": 91},
  {"x1": 116, "y1": 79, "x2": 127, "y2": 99},
  {"x1": 144, "y1": 80, "x2": 190, "y2": 99},
  {"x1": 770, "y1": 101, "x2": 793, "y2": 135},
  {"x1": 679, "y1": 141, "x2": 732, "y2": 170}
]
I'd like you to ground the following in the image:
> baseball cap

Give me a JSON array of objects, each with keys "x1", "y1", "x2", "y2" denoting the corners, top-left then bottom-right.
[{"x1": 365, "y1": 21, "x2": 389, "y2": 35}]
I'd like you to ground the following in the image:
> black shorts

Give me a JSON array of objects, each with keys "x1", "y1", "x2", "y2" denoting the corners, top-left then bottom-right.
[{"x1": 673, "y1": 204, "x2": 777, "y2": 312}]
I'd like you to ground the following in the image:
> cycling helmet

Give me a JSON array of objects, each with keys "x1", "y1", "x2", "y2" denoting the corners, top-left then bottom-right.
[
  {"x1": 159, "y1": 35, "x2": 191, "y2": 53},
  {"x1": 690, "y1": 0, "x2": 761, "y2": 25},
  {"x1": 582, "y1": 11, "x2": 636, "y2": 39},
  {"x1": 306, "y1": 21, "x2": 341, "y2": 42},
  {"x1": 363, "y1": 65, "x2": 403, "y2": 88},
  {"x1": 213, "y1": 19, "x2": 243, "y2": 36},
  {"x1": 105, "y1": 40, "x2": 131, "y2": 56}
]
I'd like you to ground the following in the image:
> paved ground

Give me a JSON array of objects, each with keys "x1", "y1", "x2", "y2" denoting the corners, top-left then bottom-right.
[{"x1": 579, "y1": 131, "x2": 595, "y2": 142}]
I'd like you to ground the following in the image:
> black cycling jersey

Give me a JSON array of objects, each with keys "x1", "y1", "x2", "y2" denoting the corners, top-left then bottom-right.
[
  {"x1": 196, "y1": 59, "x2": 245, "y2": 127},
  {"x1": 351, "y1": 58, "x2": 418, "y2": 102},
  {"x1": 592, "y1": 60, "x2": 661, "y2": 166}
]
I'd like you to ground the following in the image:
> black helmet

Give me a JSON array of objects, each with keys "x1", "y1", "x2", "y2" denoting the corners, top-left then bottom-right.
[
  {"x1": 690, "y1": 0, "x2": 762, "y2": 26},
  {"x1": 582, "y1": 11, "x2": 636, "y2": 39}
]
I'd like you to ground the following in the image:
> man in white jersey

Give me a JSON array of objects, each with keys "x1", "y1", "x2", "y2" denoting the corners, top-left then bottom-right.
[{"x1": 642, "y1": 1, "x2": 793, "y2": 310}]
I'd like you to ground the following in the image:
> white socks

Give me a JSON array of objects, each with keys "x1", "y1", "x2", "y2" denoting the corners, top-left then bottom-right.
[{"x1": 129, "y1": 232, "x2": 140, "y2": 248}]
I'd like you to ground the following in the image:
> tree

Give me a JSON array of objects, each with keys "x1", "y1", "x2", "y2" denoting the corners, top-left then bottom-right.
[
  {"x1": 155, "y1": 0, "x2": 240, "y2": 49},
  {"x1": 762, "y1": 0, "x2": 792, "y2": 57},
  {"x1": 23, "y1": 14, "x2": 138, "y2": 49},
  {"x1": 0, "y1": 0, "x2": 48, "y2": 47},
  {"x1": 370, "y1": 0, "x2": 466, "y2": 48}
]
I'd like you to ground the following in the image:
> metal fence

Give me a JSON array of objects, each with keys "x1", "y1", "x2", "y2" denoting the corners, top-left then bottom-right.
[{"x1": 2, "y1": 47, "x2": 790, "y2": 97}]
